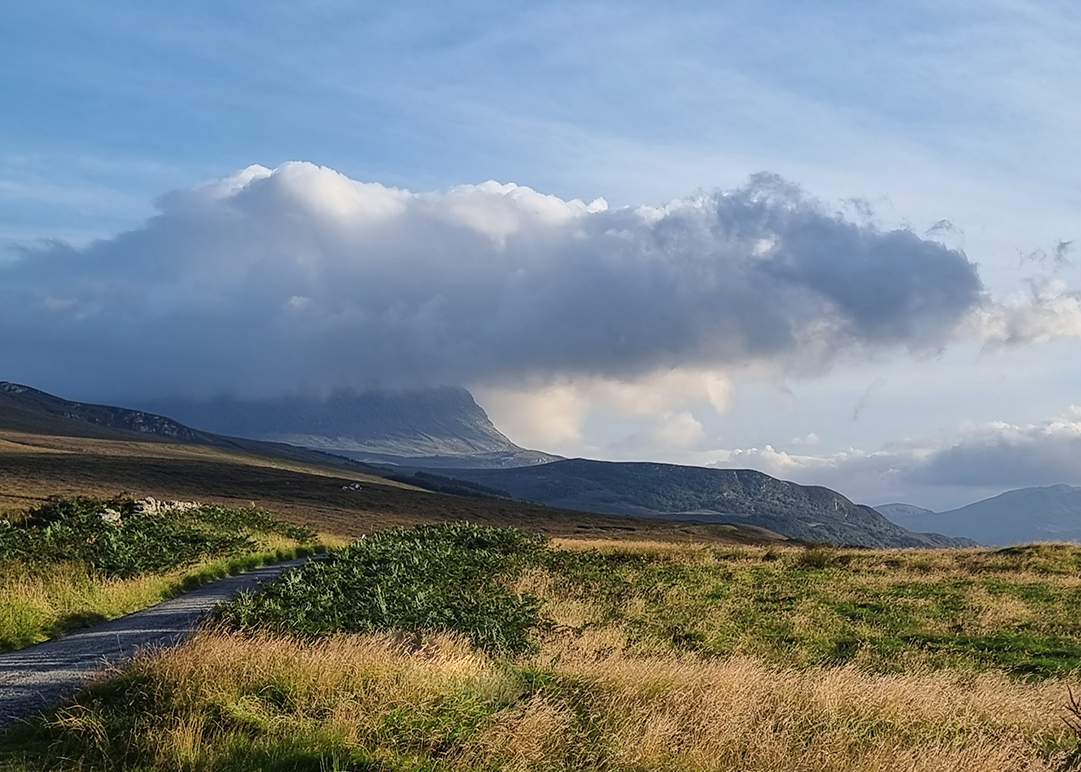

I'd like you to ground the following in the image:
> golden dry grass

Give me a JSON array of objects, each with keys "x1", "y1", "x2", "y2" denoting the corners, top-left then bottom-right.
[
  {"x1": 7, "y1": 527, "x2": 1081, "y2": 770},
  {"x1": 576, "y1": 545, "x2": 1081, "y2": 678},
  {"x1": 28, "y1": 630, "x2": 1076, "y2": 771}
]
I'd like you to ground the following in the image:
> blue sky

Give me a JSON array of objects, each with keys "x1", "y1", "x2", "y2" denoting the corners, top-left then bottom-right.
[{"x1": 4, "y1": 1, "x2": 1081, "y2": 509}]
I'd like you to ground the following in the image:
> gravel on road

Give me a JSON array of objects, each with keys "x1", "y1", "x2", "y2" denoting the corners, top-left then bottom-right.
[{"x1": 0, "y1": 557, "x2": 307, "y2": 729}]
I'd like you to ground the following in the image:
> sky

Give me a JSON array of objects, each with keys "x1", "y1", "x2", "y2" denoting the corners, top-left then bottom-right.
[{"x1": 3, "y1": 1, "x2": 1081, "y2": 510}]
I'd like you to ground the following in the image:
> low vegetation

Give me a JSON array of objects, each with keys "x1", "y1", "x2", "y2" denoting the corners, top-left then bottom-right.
[
  {"x1": 0, "y1": 495, "x2": 325, "y2": 651},
  {"x1": 538, "y1": 539, "x2": 1081, "y2": 677},
  {"x1": 219, "y1": 523, "x2": 546, "y2": 653},
  {"x1": 4, "y1": 528, "x2": 1081, "y2": 770}
]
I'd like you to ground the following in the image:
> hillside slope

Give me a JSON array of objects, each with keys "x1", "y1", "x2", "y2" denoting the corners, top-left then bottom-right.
[
  {"x1": 0, "y1": 384, "x2": 782, "y2": 546},
  {"x1": 884, "y1": 485, "x2": 1081, "y2": 546},
  {"x1": 0, "y1": 382, "x2": 375, "y2": 472},
  {"x1": 140, "y1": 388, "x2": 557, "y2": 468},
  {"x1": 874, "y1": 503, "x2": 936, "y2": 520},
  {"x1": 436, "y1": 459, "x2": 974, "y2": 548}
]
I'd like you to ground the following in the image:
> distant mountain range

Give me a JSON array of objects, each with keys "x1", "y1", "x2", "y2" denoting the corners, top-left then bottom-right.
[
  {"x1": 431, "y1": 459, "x2": 975, "y2": 548},
  {"x1": 0, "y1": 380, "x2": 974, "y2": 548},
  {"x1": 138, "y1": 389, "x2": 556, "y2": 469},
  {"x1": 878, "y1": 485, "x2": 1081, "y2": 546}
]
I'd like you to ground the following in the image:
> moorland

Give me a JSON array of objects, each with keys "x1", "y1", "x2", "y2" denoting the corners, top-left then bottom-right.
[
  {"x1": 3, "y1": 526, "x2": 1081, "y2": 770},
  {"x1": 1, "y1": 398, "x2": 1080, "y2": 770}
]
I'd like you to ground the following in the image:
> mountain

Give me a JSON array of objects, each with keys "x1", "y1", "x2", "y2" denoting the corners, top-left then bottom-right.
[
  {"x1": 0, "y1": 382, "x2": 799, "y2": 548},
  {"x1": 139, "y1": 388, "x2": 557, "y2": 469},
  {"x1": 874, "y1": 503, "x2": 936, "y2": 520},
  {"x1": 0, "y1": 381, "x2": 373, "y2": 471},
  {"x1": 882, "y1": 485, "x2": 1081, "y2": 546},
  {"x1": 432, "y1": 459, "x2": 974, "y2": 548},
  {"x1": 0, "y1": 382, "x2": 204, "y2": 441}
]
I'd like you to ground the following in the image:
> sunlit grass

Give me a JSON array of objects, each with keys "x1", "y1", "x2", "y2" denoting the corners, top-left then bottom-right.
[
  {"x1": 0, "y1": 494, "x2": 348, "y2": 651},
  {"x1": 0, "y1": 533, "x2": 344, "y2": 652},
  {"x1": 539, "y1": 539, "x2": 1081, "y2": 676},
  {"x1": 4, "y1": 533, "x2": 1081, "y2": 771},
  {"x1": 1, "y1": 630, "x2": 1075, "y2": 771}
]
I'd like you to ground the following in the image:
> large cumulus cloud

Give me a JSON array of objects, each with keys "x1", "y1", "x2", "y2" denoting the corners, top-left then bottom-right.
[{"x1": 1, "y1": 162, "x2": 991, "y2": 400}]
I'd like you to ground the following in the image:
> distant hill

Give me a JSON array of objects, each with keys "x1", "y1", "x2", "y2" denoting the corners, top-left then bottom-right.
[
  {"x1": 139, "y1": 388, "x2": 557, "y2": 469},
  {"x1": 874, "y1": 503, "x2": 936, "y2": 520},
  {"x1": 0, "y1": 381, "x2": 374, "y2": 472},
  {"x1": 0, "y1": 382, "x2": 203, "y2": 441},
  {"x1": 0, "y1": 383, "x2": 797, "y2": 548},
  {"x1": 881, "y1": 485, "x2": 1081, "y2": 546},
  {"x1": 435, "y1": 459, "x2": 974, "y2": 548}
]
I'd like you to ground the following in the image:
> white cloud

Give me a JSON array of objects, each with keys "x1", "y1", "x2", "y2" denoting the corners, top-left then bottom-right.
[
  {"x1": 0, "y1": 162, "x2": 997, "y2": 404},
  {"x1": 651, "y1": 411, "x2": 707, "y2": 449},
  {"x1": 708, "y1": 406, "x2": 1081, "y2": 510},
  {"x1": 969, "y1": 277, "x2": 1081, "y2": 348},
  {"x1": 610, "y1": 410, "x2": 708, "y2": 456},
  {"x1": 474, "y1": 368, "x2": 732, "y2": 452},
  {"x1": 472, "y1": 382, "x2": 586, "y2": 448}
]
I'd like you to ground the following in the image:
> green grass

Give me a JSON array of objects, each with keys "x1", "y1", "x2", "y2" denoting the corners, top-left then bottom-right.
[
  {"x1": 0, "y1": 495, "x2": 325, "y2": 651},
  {"x1": 0, "y1": 495, "x2": 315, "y2": 576},
  {"x1": 541, "y1": 541, "x2": 1081, "y2": 677},
  {"x1": 5, "y1": 533, "x2": 1081, "y2": 771}
]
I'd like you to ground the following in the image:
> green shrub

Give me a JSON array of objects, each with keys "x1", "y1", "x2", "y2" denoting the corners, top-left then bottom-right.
[
  {"x1": 0, "y1": 496, "x2": 316, "y2": 578},
  {"x1": 219, "y1": 523, "x2": 548, "y2": 653}
]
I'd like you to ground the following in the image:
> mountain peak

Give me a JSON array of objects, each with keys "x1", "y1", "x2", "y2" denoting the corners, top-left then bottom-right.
[{"x1": 138, "y1": 388, "x2": 558, "y2": 468}]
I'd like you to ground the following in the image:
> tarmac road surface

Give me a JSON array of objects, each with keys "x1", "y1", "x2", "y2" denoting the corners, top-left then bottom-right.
[{"x1": 0, "y1": 557, "x2": 307, "y2": 729}]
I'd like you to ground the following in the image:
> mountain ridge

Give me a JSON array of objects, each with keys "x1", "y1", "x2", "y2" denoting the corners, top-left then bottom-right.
[
  {"x1": 0, "y1": 380, "x2": 980, "y2": 548},
  {"x1": 881, "y1": 485, "x2": 1081, "y2": 546},
  {"x1": 428, "y1": 458, "x2": 975, "y2": 548},
  {"x1": 874, "y1": 502, "x2": 936, "y2": 520},
  {"x1": 0, "y1": 381, "x2": 378, "y2": 472}
]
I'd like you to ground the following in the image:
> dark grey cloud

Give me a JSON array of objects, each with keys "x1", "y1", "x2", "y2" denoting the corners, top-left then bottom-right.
[{"x1": 1, "y1": 163, "x2": 986, "y2": 401}]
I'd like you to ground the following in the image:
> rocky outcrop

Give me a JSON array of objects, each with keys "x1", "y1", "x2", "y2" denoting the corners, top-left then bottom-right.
[
  {"x1": 132, "y1": 497, "x2": 200, "y2": 516},
  {"x1": 96, "y1": 497, "x2": 200, "y2": 526}
]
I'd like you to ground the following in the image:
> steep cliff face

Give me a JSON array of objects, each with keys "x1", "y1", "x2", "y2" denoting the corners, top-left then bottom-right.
[{"x1": 140, "y1": 388, "x2": 556, "y2": 467}]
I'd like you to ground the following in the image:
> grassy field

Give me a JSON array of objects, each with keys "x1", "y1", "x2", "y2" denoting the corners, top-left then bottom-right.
[{"x1": 4, "y1": 528, "x2": 1081, "y2": 771}]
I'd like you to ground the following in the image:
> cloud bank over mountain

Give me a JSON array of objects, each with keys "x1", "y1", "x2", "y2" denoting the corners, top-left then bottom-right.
[
  {"x1": 0, "y1": 161, "x2": 1017, "y2": 402},
  {"x1": 710, "y1": 406, "x2": 1081, "y2": 510}
]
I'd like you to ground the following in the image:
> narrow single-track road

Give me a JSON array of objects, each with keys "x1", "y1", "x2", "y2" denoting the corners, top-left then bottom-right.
[{"x1": 0, "y1": 558, "x2": 306, "y2": 729}]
